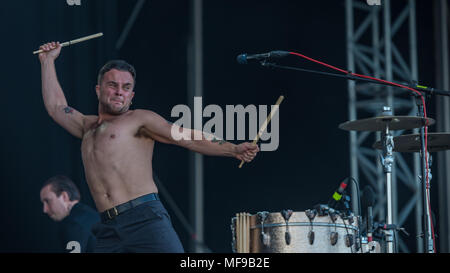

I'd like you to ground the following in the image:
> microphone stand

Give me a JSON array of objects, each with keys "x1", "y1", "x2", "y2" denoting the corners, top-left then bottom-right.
[
  {"x1": 261, "y1": 61, "x2": 450, "y2": 97},
  {"x1": 257, "y1": 59, "x2": 450, "y2": 253},
  {"x1": 414, "y1": 96, "x2": 435, "y2": 253}
]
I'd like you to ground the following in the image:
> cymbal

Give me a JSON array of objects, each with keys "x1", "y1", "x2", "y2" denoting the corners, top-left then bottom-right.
[
  {"x1": 373, "y1": 133, "x2": 450, "y2": 153},
  {"x1": 339, "y1": 116, "x2": 435, "y2": 132}
]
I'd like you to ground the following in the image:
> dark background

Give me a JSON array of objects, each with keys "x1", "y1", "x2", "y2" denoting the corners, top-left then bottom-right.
[{"x1": 0, "y1": 0, "x2": 440, "y2": 252}]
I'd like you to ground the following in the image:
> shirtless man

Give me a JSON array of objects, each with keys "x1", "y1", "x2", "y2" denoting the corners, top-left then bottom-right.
[{"x1": 39, "y1": 42, "x2": 259, "y2": 253}]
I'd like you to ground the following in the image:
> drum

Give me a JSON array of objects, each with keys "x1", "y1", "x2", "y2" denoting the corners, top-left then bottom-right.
[{"x1": 231, "y1": 210, "x2": 361, "y2": 253}]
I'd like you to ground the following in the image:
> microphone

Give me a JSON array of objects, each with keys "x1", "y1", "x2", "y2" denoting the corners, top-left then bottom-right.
[
  {"x1": 236, "y1": 50, "x2": 290, "y2": 64},
  {"x1": 328, "y1": 178, "x2": 349, "y2": 209},
  {"x1": 362, "y1": 185, "x2": 375, "y2": 242}
]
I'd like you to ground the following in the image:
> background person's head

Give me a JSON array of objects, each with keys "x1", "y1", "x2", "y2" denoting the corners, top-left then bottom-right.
[
  {"x1": 40, "y1": 175, "x2": 81, "y2": 222},
  {"x1": 96, "y1": 60, "x2": 136, "y2": 115}
]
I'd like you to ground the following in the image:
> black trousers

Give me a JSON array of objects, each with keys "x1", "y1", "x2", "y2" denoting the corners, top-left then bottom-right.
[{"x1": 92, "y1": 200, "x2": 184, "y2": 253}]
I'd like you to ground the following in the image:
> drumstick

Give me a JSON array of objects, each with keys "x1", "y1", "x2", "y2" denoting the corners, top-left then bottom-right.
[
  {"x1": 245, "y1": 213, "x2": 250, "y2": 253},
  {"x1": 236, "y1": 212, "x2": 242, "y2": 253},
  {"x1": 33, "y1": 32, "x2": 103, "y2": 54},
  {"x1": 236, "y1": 213, "x2": 241, "y2": 253},
  {"x1": 239, "y1": 95, "x2": 284, "y2": 168},
  {"x1": 243, "y1": 213, "x2": 247, "y2": 253}
]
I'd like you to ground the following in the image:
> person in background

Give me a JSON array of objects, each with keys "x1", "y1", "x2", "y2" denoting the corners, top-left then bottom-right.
[{"x1": 40, "y1": 175, "x2": 100, "y2": 253}]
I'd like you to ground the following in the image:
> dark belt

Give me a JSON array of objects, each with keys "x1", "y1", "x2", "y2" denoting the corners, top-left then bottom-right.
[{"x1": 100, "y1": 193, "x2": 160, "y2": 221}]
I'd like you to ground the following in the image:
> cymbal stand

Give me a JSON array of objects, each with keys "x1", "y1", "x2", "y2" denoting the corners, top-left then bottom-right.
[{"x1": 380, "y1": 106, "x2": 395, "y2": 253}]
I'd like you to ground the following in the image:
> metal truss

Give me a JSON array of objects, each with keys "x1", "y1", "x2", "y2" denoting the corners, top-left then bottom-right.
[
  {"x1": 435, "y1": 0, "x2": 450, "y2": 253},
  {"x1": 346, "y1": 0, "x2": 423, "y2": 252}
]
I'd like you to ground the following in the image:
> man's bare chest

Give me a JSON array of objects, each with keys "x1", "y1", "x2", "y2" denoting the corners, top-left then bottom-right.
[
  {"x1": 84, "y1": 121, "x2": 118, "y2": 143},
  {"x1": 81, "y1": 119, "x2": 153, "y2": 153}
]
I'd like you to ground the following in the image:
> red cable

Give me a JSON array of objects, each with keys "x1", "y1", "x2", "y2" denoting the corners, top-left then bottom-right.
[{"x1": 288, "y1": 51, "x2": 436, "y2": 252}]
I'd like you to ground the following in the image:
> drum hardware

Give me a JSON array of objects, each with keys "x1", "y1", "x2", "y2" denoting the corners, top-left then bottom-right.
[
  {"x1": 371, "y1": 108, "x2": 441, "y2": 252},
  {"x1": 281, "y1": 209, "x2": 293, "y2": 245},
  {"x1": 345, "y1": 234, "x2": 354, "y2": 248},
  {"x1": 305, "y1": 210, "x2": 317, "y2": 245},
  {"x1": 354, "y1": 235, "x2": 361, "y2": 252},
  {"x1": 309, "y1": 205, "x2": 359, "y2": 249},
  {"x1": 347, "y1": 214, "x2": 355, "y2": 225},
  {"x1": 372, "y1": 133, "x2": 450, "y2": 153},
  {"x1": 380, "y1": 107, "x2": 395, "y2": 253},
  {"x1": 338, "y1": 106, "x2": 436, "y2": 253},
  {"x1": 343, "y1": 221, "x2": 361, "y2": 250},
  {"x1": 329, "y1": 210, "x2": 338, "y2": 223},
  {"x1": 312, "y1": 184, "x2": 361, "y2": 250},
  {"x1": 315, "y1": 180, "x2": 354, "y2": 220},
  {"x1": 398, "y1": 227, "x2": 410, "y2": 237},
  {"x1": 308, "y1": 230, "x2": 315, "y2": 245},
  {"x1": 305, "y1": 209, "x2": 317, "y2": 221},
  {"x1": 257, "y1": 211, "x2": 270, "y2": 247},
  {"x1": 338, "y1": 114, "x2": 435, "y2": 132},
  {"x1": 328, "y1": 209, "x2": 339, "y2": 246},
  {"x1": 314, "y1": 204, "x2": 332, "y2": 217},
  {"x1": 342, "y1": 213, "x2": 357, "y2": 250},
  {"x1": 374, "y1": 132, "x2": 435, "y2": 212},
  {"x1": 371, "y1": 222, "x2": 409, "y2": 253},
  {"x1": 285, "y1": 231, "x2": 291, "y2": 245},
  {"x1": 372, "y1": 222, "x2": 410, "y2": 237},
  {"x1": 417, "y1": 231, "x2": 437, "y2": 239},
  {"x1": 230, "y1": 217, "x2": 236, "y2": 253},
  {"x1": 361, "y1": 236, "x2": 381, "y2": 253},
  {"x1": 330, "y1": 232, "x2": 338, "y2": 246},
  {"x1": 314, "y1": 204, "x2": 349, "y2": 225}
]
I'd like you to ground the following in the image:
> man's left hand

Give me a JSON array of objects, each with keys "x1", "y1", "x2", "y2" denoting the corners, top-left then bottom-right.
[{"x1": 235, "y1": 142, "x2": 259, "y2": 163}]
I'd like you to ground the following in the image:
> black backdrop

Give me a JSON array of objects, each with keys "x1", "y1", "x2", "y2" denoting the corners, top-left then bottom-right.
[{"x1": 0, "y1": 0, "x2": 438, "y2": 252}]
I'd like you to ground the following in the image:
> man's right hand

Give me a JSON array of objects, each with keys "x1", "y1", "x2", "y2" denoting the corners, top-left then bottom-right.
[{"x1": 38, "y1": 42, "x2": 61, "y2": 63}]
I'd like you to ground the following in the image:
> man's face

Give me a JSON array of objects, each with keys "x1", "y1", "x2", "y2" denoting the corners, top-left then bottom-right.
[
  {"x1": 40, "y1": 185, "x2": 70, "y2": 222},
  {"x1": 96, "y1": 69, "x2": 135, "y2": 115}
]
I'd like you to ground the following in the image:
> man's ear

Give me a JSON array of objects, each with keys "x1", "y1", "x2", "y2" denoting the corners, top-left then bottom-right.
[
  {"x1": 95, "y1": 85, "x2": 100, "y2": 98},
  {"x1": 61, "y1": 191, "x2": 70, "y2": 202}
]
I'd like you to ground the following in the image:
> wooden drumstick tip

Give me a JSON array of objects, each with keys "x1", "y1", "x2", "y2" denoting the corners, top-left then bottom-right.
[
  {"x1": 238, "y1": 95, "x2": 284, "y2": 168},
  {"x1": 33, "y1": 32, "x2": 103, "y2": 54}
]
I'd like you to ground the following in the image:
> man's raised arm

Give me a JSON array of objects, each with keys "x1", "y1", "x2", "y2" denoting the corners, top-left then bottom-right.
[{"x1": 39, "y1": 42, "x2": 85, "y2": 139}]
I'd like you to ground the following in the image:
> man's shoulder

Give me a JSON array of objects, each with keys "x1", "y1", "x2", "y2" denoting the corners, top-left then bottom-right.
[
  {"x1": 132, "y1": 109, "x2": 158, "y2": 117},
  {"x1": 82, "y1": 115, "x2": 99, "y2": 127},
  {"x1": 64, "y1": 203, "x2": 100, "y2": 226},
  {"x1": 131, "y1": 109, "x2": 164, "y2": 123},
  {"x1": 73, "y1": 202, "x2": 98, "y2": 213}
]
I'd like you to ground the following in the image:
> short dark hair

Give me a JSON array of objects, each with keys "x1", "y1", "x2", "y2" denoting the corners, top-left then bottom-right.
[
  {"x1": 97, "y1": 60, "x2": 136, "y2": 85},
  {"x1": 42, "y1": 175, "x2": 81, "y2": 201}
]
